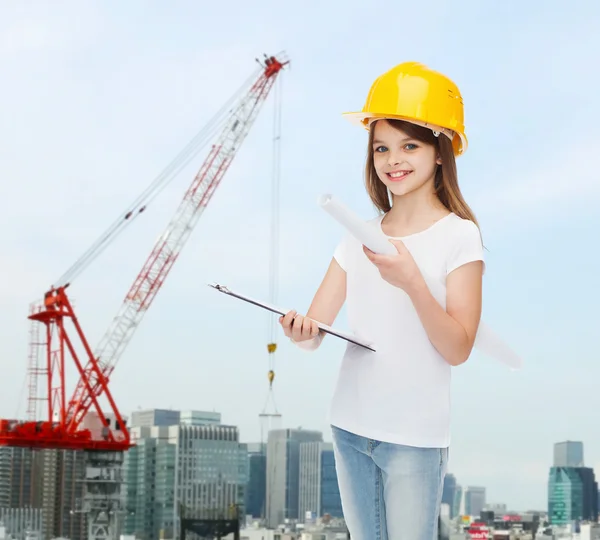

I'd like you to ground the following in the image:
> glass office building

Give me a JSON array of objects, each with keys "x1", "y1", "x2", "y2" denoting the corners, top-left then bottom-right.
[
  {"x1": 442, "y1": 473, "x2": 457, "y2": 518},
  {"x1": 320, "y1": 446, "x2": 343, "y2": 517},
  {"x1": 245, "y1": 443, "x2": 266, "y2": 519},
  {"x1": 548, "y1": 466, "x2": 598, "y2": 524},
  {"x1": 549, "y1": 467, "x2": 584, "y2": 524},
  {"x1": 298, "y1": 441, "x2": 342, "y2": 520},
  {"x1": 266, "y1": 429, "x2": 323, "y2": 527},
  {"x1": 554, "y1": 441, "x2": 584, "y2": 468},
  {"x1": 123, "y1": 410, "x2": 247, "y2": 540}
]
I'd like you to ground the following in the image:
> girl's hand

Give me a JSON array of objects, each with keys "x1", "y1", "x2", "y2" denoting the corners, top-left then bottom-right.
[
  {"x1": 279, "y1": 310, "x2": 320, "y2": 342},
  {"x1": 363, "y1": 239, "x2": 425, "y2": 295}
]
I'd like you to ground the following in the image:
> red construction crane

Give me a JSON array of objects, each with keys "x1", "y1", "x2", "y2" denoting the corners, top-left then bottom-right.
[{"x1": 0, "y1": 53, "x2": 288, "y2": 453}]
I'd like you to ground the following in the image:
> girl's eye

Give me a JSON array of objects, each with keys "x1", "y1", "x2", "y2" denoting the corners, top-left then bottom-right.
[
  {"x1": 374, "y1": 145, "x2": 388, "y2": 153},
  {"x1": 405, "y1": 143, "x2": 418, "y2": 150}
]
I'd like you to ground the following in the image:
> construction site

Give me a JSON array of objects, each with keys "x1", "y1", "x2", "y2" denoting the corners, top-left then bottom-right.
[{"x1": 0, "y1": 53, "x2": 291, "y2": 540}]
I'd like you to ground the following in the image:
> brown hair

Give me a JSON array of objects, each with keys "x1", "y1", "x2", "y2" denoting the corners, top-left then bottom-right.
[{"x1": 365, "y1": 119, "x2": 479, "y2": 228}]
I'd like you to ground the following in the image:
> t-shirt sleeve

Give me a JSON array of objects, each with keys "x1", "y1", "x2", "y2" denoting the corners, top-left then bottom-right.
[
  {"x1": 333, "y1": 233, "x2": 351, "y2": 272},
  {"x1": 446, "y1": 219, "x2": 485, "y2": 275}
]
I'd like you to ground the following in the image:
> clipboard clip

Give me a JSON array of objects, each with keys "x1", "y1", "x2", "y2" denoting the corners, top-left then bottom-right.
[{"x1": 209, "y1": 283, "x2": 230, "y2": 293}]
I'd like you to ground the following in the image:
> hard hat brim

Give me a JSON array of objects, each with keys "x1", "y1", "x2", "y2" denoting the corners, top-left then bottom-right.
[{"x1": 341, "y1": 111, "x2": 468, "y2": 156}]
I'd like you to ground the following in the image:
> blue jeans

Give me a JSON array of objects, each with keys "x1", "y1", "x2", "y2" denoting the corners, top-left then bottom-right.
[{"x1": 331, "y1": 425, "x2": 448, "y2": 540}]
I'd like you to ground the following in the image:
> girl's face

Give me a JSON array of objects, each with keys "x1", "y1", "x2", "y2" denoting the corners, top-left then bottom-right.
[{"x1": 371, "y1": 120, "x2": 441, "y2": 199}]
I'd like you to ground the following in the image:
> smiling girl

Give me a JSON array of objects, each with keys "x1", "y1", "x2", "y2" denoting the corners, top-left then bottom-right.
[{"x1": 279, "y1": 62, "x2": 484, "y2": 539}]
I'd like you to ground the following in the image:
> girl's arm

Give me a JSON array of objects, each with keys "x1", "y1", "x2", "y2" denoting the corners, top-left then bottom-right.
[
  {"x1": 306, "y1": 258, "x2": 347, "y2": 326},
  {"x1": 408, "y1": 260, "x2": 483, "y2": 366},
  {"x1": 279, "y1": 258, "x2": 346, "y2": 348}
]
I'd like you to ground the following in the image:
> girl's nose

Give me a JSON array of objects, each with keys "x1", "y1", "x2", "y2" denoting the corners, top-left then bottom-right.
[{"x1": 387, "y1": 152, "x2": 402, "y2": 166}]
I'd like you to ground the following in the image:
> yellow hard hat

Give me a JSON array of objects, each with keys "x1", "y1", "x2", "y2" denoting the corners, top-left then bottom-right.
[{"x1": 343, "y1": 62, "x2": 468, "y2": 156}]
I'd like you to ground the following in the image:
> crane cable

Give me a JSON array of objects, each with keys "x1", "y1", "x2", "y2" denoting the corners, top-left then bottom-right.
[
  {"x1": 264, "y1": 71, "x2": 283, "y2": 410},
  {"x1": 262, "y1": 65, "x2": 284, "y2": 524},
  {"x1": 55, "y1": 67, "x2": 263, "y2": 288}
]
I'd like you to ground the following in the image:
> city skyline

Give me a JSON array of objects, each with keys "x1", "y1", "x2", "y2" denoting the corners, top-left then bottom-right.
[
  {"x1": 0, "y1": 407, "x2": 594, "y2": 539},
  {"x1": 1, "y1": 0, "x2": 599, "y2": 514},
  {"x1": 128, "y1": 408, "x2": 596, "y2": 514}
]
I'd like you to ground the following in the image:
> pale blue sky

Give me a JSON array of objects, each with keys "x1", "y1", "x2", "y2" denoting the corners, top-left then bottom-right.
[{"x1": 1, "y1": 0, "x2": 599, "y2": 511}]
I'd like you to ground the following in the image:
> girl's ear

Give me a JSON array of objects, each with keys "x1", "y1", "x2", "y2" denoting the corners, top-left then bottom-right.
[{"x1": 436, "y1": 155, "x2": 442, "y2": 165}]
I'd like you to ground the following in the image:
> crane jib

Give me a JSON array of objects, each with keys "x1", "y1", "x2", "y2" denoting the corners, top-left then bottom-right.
[{"x1": 67, "y1": 56, "x2": 286, "y2": 434}]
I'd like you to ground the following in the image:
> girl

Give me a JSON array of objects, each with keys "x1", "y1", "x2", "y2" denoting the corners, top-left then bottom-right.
[{"x1": 279, "y1": 62, "x2": 484, "y2": 539}]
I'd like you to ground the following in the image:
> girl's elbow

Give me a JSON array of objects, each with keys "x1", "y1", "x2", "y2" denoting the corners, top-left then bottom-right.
[
  {"x1": 448, "y1": 355, "x2": 469, "y2": 367},
  {"x1": 447, "y1": 343, "x2": 475, "y2": 366}
]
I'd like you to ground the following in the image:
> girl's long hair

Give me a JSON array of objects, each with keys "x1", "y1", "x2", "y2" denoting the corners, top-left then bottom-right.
[{"x1": 365, "y1": 119, "x2": 479, "y2": 228}]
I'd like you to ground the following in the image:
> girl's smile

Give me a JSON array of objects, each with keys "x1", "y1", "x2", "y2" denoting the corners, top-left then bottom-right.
[{"x1": 387, "y1": 170, "x2": 413, "y2": 181}]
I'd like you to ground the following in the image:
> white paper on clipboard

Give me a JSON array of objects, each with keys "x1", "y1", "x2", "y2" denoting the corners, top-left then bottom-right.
[{"x1": 208, "y1": 283, "x2": 376, "y2": 352}]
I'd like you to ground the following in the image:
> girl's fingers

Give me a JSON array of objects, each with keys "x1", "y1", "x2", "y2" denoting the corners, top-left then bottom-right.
[
  {"x1": 311, "y1": 319, "x2": 319, "y2": 336},
  {"x1": 281, "y1": 311, "x2": 319, "y2": 342},
  {"x1": 280, "y1": 310, "x2": 296, "y2": 337},
  {"x1": 291, "y1": 314, "x2": 304, "y2": 341}
]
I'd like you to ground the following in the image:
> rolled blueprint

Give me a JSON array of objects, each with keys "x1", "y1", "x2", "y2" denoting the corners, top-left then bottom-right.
[
  {"x1": 318, "y1": 194, "x2": 398, "y2": 256},
  {"x1": 318, "y1": 193, "x2": 523, "y2": 370}
]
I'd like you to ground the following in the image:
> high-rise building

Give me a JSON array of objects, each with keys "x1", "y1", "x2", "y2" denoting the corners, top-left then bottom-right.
[
  {"x1": 124, "y1": 434, "x2": 177, "y2": 539},
  {"x1": 319, "y1": 443, "x2": 343, "y2": 518},
  {"x1": 245, "y1": 443, "x2": 266, "y2": 518},
  {"x1": 40, "y1": 449, "x2": 86, "y2": 540},
  {"x1": 0, "y1": 446, "x2": 85, "y2": 540},
  {"x1": 0, "y1": 447, "x2": 42, "y2": 508},
  {"x1": 464, "y1": 487, "x2": 486, "y2": 518},
  {"x1": 266, "y1": 428, "x2": 323, "y2": 527},
  {"x1": 180, "y1": 410, "x2": 221, "y2": 426},
  {"x1": 548, "y1": 441, "x2": 598, "y2": 525},
  {"x1": 123, "y1": 409, "x2": 248, "y2": 540},
  {"x1": 298, "y1": 442, "x2": 342, "y2": 519},
  {"x1": 554, "y1": 441, "x2": 584, "y2": 467},
  {"x1": 454, "y1": 485, "x2": 463, "y2": 518},
  {"x1": 549, "y1": 467, "x2": 583, "y2": 524},
  {"x1": 130, "y1": 408, "x2": 181, "y2": 428},
  {"x1": 548, "y1": 466, "x2": 598, "y2": 524},
  {"x1": 442, "y1": 473, "x2": 457, "y2": 518},
  {"x1": 0, "y1": 448, "x2": 45, "y2": 539},
  {"x1": 577, "y1": 467, "x2": 598, "y2": 522}
]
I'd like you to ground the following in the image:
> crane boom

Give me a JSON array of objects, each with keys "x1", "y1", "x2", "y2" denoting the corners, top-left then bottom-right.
[{"x1": 65, "y1": 56, "x2": 287, "y2": 432}]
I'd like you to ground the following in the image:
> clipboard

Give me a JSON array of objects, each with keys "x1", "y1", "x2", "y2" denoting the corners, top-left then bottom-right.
[{"x1": 208, "y1": 283, "x2": 376, "y2": 352}]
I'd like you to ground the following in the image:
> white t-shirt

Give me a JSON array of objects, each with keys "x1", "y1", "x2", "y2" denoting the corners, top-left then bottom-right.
[{"x1": 329, "y1": 212, "x2": 484, "y2": 448}]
